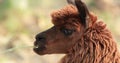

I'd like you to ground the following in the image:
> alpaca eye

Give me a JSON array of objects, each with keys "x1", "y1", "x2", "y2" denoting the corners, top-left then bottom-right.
[{"x1": 60, "y1": 28, "x2": 74, "y2": 36}]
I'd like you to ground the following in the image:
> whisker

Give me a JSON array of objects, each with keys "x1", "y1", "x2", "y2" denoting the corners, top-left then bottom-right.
[{"x1": 0, "y1": 45, "x2": 35, "y2": 54}]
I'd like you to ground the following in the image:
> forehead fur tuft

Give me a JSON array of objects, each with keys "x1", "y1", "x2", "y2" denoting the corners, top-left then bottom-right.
[{"x1": 51, "y1": 5, "x2": 79, "y2": 26}]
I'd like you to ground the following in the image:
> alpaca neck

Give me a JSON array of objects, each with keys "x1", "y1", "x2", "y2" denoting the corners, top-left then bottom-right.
[{"x1": 61, "y1": 21, "x2": 120, "y2": 63}]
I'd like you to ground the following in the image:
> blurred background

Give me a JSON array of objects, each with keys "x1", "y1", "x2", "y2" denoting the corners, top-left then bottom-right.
[{"x1": 0, "y1": 0, "x2": 120, "y2": 63}]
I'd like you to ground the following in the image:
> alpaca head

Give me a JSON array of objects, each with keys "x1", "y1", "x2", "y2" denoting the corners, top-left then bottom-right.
[{"x1": 33, "y1": 0, "x2": 97, "y2": 55}]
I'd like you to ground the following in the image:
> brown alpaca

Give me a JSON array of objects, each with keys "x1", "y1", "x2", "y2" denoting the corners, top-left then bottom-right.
[{"x1": 33, "y1": 0, "x2": 120, "y2": 63}]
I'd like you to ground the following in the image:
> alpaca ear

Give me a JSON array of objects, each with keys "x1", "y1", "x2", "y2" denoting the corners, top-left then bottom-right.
[
  {"x1": 75, "y1": 0, "x2": 90, "y2": 27},
  {"x1": 67, "y1": 0, "x2": 75, "y2": 5}
]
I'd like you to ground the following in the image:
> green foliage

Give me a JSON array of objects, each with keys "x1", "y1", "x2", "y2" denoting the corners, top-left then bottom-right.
[
  {"x1": 0, "y1": 0, "x2": 11, "y2": 20},
  {"x1": 28, "y1": 0, "x2": 42, "y2": 8}
]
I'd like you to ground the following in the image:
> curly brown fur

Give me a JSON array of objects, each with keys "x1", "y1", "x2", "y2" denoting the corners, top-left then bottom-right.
[
  {"x1": 60, "y1": 21, "x2": 120, "y2": 63},
  {"x1": 51, "y1": 5, "x2": 79, "y2": 26}
]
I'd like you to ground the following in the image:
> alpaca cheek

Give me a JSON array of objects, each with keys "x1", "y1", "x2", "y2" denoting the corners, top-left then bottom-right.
[{"x1": 45, "y1": 39, "x2": 72, "y2": 53}]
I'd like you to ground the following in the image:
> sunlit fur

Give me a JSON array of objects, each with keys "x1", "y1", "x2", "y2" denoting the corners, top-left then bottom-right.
[{"x1": 34, "y1": 5, "x2": 120, "y2": 63}]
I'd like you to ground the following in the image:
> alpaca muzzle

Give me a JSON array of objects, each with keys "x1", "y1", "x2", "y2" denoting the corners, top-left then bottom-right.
[{"x1": 33, "y1": 34, "x2": 46, "y2": 55}]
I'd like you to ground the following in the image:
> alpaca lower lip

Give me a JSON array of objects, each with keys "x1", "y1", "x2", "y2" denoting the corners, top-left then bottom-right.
[
  {"x1": 34, "y1": 45, "x2": 46, "y2": 51},
  {"x1": 34, "y1": 45, "x2": 39, "y2": 49},
  {"x1": 33, "y1": 45, "x2": 46, "y2": 55}
]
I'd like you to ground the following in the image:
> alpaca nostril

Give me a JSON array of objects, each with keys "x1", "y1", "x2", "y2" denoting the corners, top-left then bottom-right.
[
  {"x1": 36, "y1": 36, "x2": 46, "y2": 42},
  {"x1": 35, "y1": 34, "x2": 46, "y2": 41},
  {"x1": 34, "y1": 36, "x2": 46, "y2": 47},
  {"x1": 36, "y1": 36, "x2": 44, "y2": 40}
]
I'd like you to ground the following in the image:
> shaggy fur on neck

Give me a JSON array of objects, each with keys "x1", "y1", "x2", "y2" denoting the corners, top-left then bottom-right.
[
  {"x1": 51, "y1": 5, "x2": 120, "y2": 63},
  {"x1": 61, "y1": 21, "x2": 120, "y2": 63}
]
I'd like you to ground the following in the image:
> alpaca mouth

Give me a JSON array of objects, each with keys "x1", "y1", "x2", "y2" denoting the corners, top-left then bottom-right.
[{"x1": 33, "y1": 42, "x2": 46, "y2": 55}]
